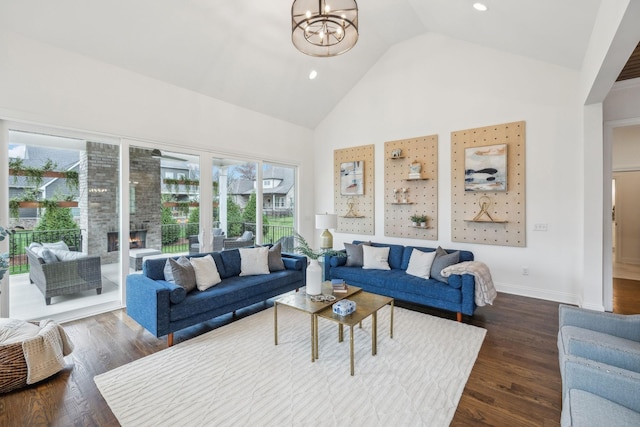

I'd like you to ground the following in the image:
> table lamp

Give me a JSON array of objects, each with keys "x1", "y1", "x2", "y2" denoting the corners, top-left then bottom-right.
[{"x1": 315, "y1": 213, "x2": 338, "y2": 249}]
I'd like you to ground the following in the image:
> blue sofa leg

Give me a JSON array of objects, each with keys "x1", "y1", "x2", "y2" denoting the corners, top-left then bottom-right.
[
  {"x1": 457, "y1": 312, "x2": 462, "y2": 322},
  {"x1": 168, "y1": 333, "x2": 174, "y2": 347}
]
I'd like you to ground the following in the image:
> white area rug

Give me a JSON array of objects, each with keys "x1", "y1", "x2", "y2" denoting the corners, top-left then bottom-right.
[{"x1": 95, "y1": 306, "x2": 486, "y2": 426}]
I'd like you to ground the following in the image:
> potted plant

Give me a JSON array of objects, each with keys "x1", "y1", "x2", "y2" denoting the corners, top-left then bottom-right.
[
  {"x1": 0, "y1": 226, "x2": 9, "y2": 280},
  {"x1": 410, "y1": 214, "x2": 427, "y2": 227},
  {"x1": 293, "y1": 232, "x2": 345, "y2": 295}
]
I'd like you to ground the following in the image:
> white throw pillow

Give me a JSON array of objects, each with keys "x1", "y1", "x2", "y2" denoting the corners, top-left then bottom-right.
[
  {"x1": 406, "y1": 249, "x2": 437, "y2": 279},
  {"x1": 239, "y1": 247, "x2": 270, "y2": 276},
  {"x1": 362, "y1": 245, "x2": 391, "y2": 270},
  {"x1": 190, "y1": 255, "x2": 222, "y2": 291}
]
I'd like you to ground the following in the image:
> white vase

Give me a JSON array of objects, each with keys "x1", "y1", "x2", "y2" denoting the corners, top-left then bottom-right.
[{"x1": 306, "y1": 258, "x2": 323, "y2": 295}]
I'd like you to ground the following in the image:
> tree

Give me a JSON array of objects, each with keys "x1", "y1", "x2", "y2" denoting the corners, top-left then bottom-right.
[
  {"x1": 161, "y1": 206, "x2": 180, "y2": 244},
  {"x1": 242, "y1": 192, "x2": 257, "y2": 224},
  {"x1": 236, "y1": 162, "x2": 256, "y2": 180},
  {"x1": 227, "y1": 196, "x2": 243, "y2": 237},
  {"x1": 186, "y1": 207, "x2": 200, "y2": 237},
  {"x1": 34, "y1": 206, "x2": 80, "y2": 247}
]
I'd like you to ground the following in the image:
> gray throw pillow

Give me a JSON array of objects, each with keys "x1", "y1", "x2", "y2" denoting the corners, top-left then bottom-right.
[
  {"x1": 164, "y1": 259, "x2": 175, "y2": 282},
  {"x1": 39, "y1": 247, "x2": 58, "y2": 264},
  {"x1": 168, "y1": 256, "x2": 197, "y2": 293},
  {"x1": 268, "y1": 242, "x2": 285, "y2": 272},
  {"x1": 344, "y1": 242, "x2": 370, "y2": 267},
  {"x1": 430, "y1": 247, "x2": 460, "y2": 283}
]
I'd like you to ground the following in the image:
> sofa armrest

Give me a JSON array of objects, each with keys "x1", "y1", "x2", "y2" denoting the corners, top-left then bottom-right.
[
  {"x1": 40, "y1": 256, "x2": 102, "y2": 287},
  {"x1": 559, "y1": 305, "x2": 640, "y2": 342},
  {"x1": 282, "y1": 253, "x2": 307, "y2": 271},
  {"x1": 567, "y1": 334, "x2": 640, "y2": 373},
  {"x1": 562, "y1": 354, "x2": 640, "y2": 413},
  {"x1": 125, "y1": 274, "x2": 178, "y2": 337}
]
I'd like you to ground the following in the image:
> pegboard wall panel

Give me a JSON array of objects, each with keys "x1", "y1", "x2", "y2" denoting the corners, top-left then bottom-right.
[
  {"x1": 334, "y1": 144, "x2": 375, "y2": 235},
  {"x1": 384, "y1": 135, "x2": 438, "y2": 240},
  {"x1": 451, "y1": 121, "x2": 526, "y2": 247}
]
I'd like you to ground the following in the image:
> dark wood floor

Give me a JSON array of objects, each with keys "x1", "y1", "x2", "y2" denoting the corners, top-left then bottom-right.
[{"x1": 2, "y1": 282, "x2": 638, "y2": 427}]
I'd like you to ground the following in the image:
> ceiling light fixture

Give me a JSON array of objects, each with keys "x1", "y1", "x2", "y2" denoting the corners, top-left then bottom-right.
[
  {"x1": 292, "y1": 0, "x2": 359, "y2": 57},
  {"x1": 473, "y1": 2, "x2": 488, "y2": 12}
]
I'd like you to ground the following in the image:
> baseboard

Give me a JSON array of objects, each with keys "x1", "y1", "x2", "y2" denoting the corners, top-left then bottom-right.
[{"x1": 495, "y1": 282, "x2": 579, "y2": 305}]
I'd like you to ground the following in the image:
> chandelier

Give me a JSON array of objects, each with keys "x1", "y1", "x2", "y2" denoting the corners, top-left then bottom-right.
[{"x1": 291, "y1": 0, "x2": 359, "y2": 57}]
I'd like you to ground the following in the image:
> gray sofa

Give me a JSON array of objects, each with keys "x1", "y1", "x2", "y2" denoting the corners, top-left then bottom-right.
[
  {"x1": 557, "y1": 305, "x2": 640, "y2": 426},
  {"x1": 126, "y1": 247, "x2": 306, "y2": 346},
  {"x1": 25, "y1": 243, "x2": 102, "y2": 305}
]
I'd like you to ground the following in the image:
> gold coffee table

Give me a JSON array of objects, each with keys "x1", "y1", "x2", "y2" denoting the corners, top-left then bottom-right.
[
  {"x1": 316, "y1": 291, "x2": 394, "y2": 376},
  {"x1": 274, "y1": 285, "x2": 361, "y2": 362}
]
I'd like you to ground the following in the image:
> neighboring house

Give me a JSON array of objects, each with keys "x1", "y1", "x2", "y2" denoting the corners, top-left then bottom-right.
[
  {"x1": 228, "y1": 166, "x2": 294, "y2": 216},
  {"x1": 8, "y1": 145, "x2": 80, "y2": 219}
]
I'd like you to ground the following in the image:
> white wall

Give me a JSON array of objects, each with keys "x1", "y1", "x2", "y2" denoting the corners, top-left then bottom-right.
[
  {"x1": 314, "y1": 33, "x2": 584, "y2": 304},
  {"x1": 613, "y1": 124, "x2": 640, "y2": 170},
  {"x1": 0, "y1": 30, "x2": 317, "y2": 238}
]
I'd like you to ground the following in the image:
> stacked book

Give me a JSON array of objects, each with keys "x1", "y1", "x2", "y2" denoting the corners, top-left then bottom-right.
[{"x1": 331, "y1": 278, "x2": 348, "y2": 293}]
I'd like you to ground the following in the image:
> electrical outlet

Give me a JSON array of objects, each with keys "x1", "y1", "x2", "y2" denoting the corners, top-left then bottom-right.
[
  {"x1": 533, "y1": 223, "x2": 548, "y2": 231},
  {"x1": 522, "y1": 267, "x2": 529, "y2": 276}
]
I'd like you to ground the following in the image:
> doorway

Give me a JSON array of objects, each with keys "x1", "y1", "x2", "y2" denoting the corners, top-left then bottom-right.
[{"x1": 610, "y1": 125, "x2": 640, "y2": 314}]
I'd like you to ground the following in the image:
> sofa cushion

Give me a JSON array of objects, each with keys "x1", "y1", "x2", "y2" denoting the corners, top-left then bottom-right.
[
  {"x1": 362, "y1": 246, "x2": 390, "y2": 270},
  {"x1": 190, "y1": 254, "x2": 222, "y2": 291},
  {"x1": 169, "y1": 270, "x2": 302, "y2": 322},
  {"x1": 431, "y1": 247, "x2": 460, "y2": 283},
  {"x1": 406, "y1": 249, "x2": 437, "y2": 279},
  {"x1": 168, "y1": 257, "x2": 197, "y2": 293},
  {"x1": 219, "y1": 249, "x2": 242, "y2": 278},
  {"x1": 268, "y1": 242, "x2": 285, "y2": 272},
  {"x1": 50, "y1": 249, "x2": 88, "y2": 262},
  {"x1": 344, "y1": 242, "x2": 370, "y2": 267},
  {"x1": 331, "y1": 267, "x2": 462, "y2": 304},
  {"x1": 30, "y1": 245, "x2": 58, "y2": 264},
  {"x1": 564, "y1": 389, "x2": 640, "y2": 427}
]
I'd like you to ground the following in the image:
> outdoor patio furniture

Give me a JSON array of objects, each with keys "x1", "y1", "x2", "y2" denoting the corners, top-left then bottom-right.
[
  {"x1": 25, "y1": 247, "x2": 102, "y2": 305},
  {"x1": 189, "y1": 229, "x2": 225, "y2": 254},
  {"x1": 223, "y1": 231, "x2": 254, "y2": 250}
]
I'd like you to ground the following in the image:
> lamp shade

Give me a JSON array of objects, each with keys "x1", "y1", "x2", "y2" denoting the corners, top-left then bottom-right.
[{"x1": 315, "y1": 213, "x2": 338, "y2": 230}]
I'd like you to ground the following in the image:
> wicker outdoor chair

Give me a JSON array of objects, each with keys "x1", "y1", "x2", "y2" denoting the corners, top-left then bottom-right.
[
  {"x1": 25, "y1": 247, "x2": 103, "y2": 305},
  {"x1": 222, "y1": 231, "x2": 255, "y2": 250}
]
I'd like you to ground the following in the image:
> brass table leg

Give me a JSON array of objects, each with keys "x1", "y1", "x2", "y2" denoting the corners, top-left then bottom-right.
[
  {"x1": 310, "y1": 314, "x2": 315, "y2": 362},
  {"x1": 338, "y1": 323, "x2": 344, "y2": 342},
  {"x1": 274, "y1": 302, "x2": 278, "y2": 345},
  {"x1": 314, "y1": 314, "x2": 319, "y2": 360},
  {"x1": 350, "y1": 325, "x2": 355, "y2": 376},
  {"x1": 372, "y1": 311, "x2": 377, "y2": 356},
  {"x1": 390, "y1": 300, "x2": 394, "y2": 339}
]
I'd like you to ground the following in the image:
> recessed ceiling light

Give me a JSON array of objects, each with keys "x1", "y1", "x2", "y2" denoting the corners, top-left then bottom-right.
[
  {"x1": 473, "y1": 2, "x2": 488, "y2": 11},
  {"x1": 309, "y1": 70, "x2": 318, "y2": 80}
]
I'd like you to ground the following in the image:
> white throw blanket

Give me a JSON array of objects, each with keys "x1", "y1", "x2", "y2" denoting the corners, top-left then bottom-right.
[
  {"x1": 22, "y1": 320, "x2": 74, "y2": 384},
  {"x1": 441, "y1": 261, "x2": 497, "y2": 306}
]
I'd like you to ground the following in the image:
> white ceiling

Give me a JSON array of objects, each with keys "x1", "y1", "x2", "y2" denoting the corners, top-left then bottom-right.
[{"x1": 0, "y1": 0, "x2": 602, "y2": 129}]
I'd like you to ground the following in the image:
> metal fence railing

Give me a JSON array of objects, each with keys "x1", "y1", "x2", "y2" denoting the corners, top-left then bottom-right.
[
  {"x1": 9, "y1": 228, "x2": 84, "y2": 274},
  {"x1": 8, "y1": 222, "x2": 296, "y2": 275}
]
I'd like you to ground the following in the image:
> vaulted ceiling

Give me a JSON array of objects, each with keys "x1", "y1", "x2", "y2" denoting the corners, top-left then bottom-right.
[{"x1": 0, "y1": 0, "x2": 618, "y2": 129}]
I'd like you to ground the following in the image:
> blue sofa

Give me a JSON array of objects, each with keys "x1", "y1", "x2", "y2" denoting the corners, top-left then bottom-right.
[
  {"x1": 126, "y1": 249, "x2": 307, "y2": 346},
  {"x1": 557, "y1": 305, "x2": 640, "y2": 426},
  {"x1": 323, "y1": 241, "x2": 475, "y2": 321}
]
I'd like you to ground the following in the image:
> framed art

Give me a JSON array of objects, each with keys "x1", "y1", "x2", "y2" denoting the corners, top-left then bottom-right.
[
  {"x1": 464, "y1": 144, "x2": 507, "y2": 191},
  {"x1": 340, "y1": 160, "x2": 364, "y2": 195}
]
